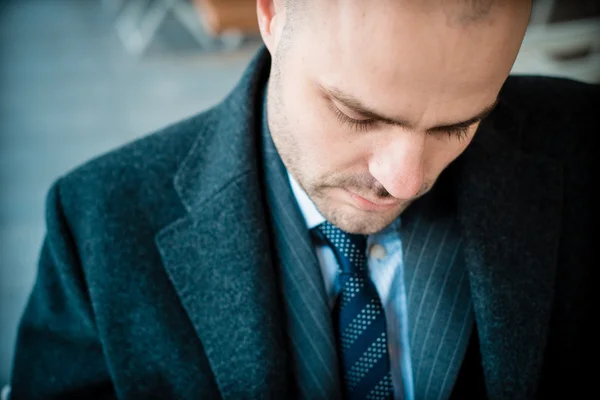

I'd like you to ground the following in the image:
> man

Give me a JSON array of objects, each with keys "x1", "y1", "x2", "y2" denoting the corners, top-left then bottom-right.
[{"x1": 7, "y1": 0, "x2": 597, "y2": 399}]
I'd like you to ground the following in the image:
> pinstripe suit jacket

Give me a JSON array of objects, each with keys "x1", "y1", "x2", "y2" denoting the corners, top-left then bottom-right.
[{"x1": 9, "y1": 48, "x2": 597, "y2": 400}]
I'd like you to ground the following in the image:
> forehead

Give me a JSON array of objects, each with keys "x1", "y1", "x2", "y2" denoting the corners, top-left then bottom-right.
[{"x1": 292, "y1": 0, "x2": 528, "y2": 123}]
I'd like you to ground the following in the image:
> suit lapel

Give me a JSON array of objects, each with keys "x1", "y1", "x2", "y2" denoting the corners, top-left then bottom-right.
[
  {"x1": 155, "y1": 49, "x2": 291, "y2": 399},
  {"x1": 260, "y1": 107, "x2": 343, "y2": 399},
  {"x1": 400, "y1": 183, "x2": 474, "y2": 400},
  {"x1": 455, "y1": 101, "x2": 563, "y2": 399}
]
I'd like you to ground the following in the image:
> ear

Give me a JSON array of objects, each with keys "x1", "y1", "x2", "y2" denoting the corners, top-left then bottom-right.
[{"x1": 256, "y1": 0, "x2": 285, "y2": 54}]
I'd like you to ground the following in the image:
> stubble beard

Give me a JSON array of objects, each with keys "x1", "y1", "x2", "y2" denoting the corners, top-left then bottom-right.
[{"x1": 270, "y1": 122, "x2": 407, "y2": 234}]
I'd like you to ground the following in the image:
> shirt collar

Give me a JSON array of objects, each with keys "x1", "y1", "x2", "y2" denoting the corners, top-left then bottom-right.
[{"x1": 287, "y1": 171, "x2": 326, "y2": 230}]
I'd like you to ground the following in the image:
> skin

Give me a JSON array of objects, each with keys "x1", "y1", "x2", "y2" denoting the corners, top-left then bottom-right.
[{"x1": 257, "y1": 0, "x2": 531, "y2": 234}]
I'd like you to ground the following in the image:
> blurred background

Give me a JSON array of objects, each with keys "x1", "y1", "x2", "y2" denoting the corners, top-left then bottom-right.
[{"x1": 0, "y1": 0, "x2": 598, "y2": 388}]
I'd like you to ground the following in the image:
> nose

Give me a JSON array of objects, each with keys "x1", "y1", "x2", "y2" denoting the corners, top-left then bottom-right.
[{"x1": 368, "y1": 134, "x2": 426, "y2": 200}]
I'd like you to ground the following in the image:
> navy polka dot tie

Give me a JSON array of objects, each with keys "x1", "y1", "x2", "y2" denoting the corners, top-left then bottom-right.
[{"x1": 313, "y1": 222, "x2": 394, "y2": 399}]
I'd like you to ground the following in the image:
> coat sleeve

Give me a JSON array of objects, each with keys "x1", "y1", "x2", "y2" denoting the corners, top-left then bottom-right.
[{"x1": 8, "y1": 179, "x2": 115, "y2": 399}]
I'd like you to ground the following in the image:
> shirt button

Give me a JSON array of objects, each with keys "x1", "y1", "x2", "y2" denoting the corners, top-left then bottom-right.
[{"x1": 369, "y1": 244, "x2": 387, "y2": 260}]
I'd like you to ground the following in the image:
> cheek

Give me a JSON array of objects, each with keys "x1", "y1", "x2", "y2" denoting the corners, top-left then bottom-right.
[{"x1": 283, "y1": 79, "x2": 366, "y2": 168}]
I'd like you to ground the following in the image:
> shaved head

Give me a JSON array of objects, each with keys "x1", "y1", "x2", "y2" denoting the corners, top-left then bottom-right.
[
  {"x1": 275, "y1": 0, "x2": 530, "y2": 68},
  {"x1": 281, "y1": 0, "x2": 524, "y2": 30},
  {"x1": 258, "y1": 0, "x2": 532, "y2": 233}
]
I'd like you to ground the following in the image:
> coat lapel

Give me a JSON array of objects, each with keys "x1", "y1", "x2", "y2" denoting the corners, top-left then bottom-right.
[
  {"x1": 455, "y1": 100, "x2": 563, "y2": 399},
  {"x1": 155, "y1": 49, "x2": 291, "y2": 399}
]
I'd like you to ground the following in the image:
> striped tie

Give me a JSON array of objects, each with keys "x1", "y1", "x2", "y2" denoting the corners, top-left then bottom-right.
[{"x1": 314, "y1": 222, "x2": 394, "y2": 400}]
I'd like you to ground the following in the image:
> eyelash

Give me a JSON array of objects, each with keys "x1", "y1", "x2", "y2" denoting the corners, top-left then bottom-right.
[
  {"x1": 332, "y1": 106, "x2": 377, "y2": 133},
  {"x1": 332, "y1": 105, "x2": 472, "y2": 141}
]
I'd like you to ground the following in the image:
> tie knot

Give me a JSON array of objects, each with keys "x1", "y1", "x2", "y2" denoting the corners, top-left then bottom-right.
[{"x1": 313, "y1": 222, "x2": 368, "y2": 274}]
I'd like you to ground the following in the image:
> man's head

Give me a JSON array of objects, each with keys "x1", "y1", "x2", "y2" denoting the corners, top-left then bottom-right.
[{"x1": 257, "y1": 0, "x2": 531, "y2": 234}]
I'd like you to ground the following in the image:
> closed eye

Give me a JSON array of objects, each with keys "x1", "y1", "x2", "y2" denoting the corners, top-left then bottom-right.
[
  {"x1": 331, "y1": 104, "x2": 377, "y2": 132},
  {"x1": 331, "y1": 104, "x2": 472, "y2": 140},
  {"x1": 439, "y1": 125, "x2": 472, "y2": 141}
]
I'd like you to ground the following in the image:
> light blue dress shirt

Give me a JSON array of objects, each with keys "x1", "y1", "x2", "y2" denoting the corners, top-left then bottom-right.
[{"x1": 288, "y1": 172, "x2": 415, "y2": 400}]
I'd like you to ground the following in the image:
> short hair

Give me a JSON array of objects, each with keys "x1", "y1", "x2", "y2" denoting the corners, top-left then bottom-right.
[
  {"x1": 283, "y1": 0, "x2": 307, "y2": 30},
  {"x1": 451, "y1": 0, "x2": 495, "y2": 25},
  {"x1": 276, "y1": 0, "x2": 522, "y2": 59},
  {"x1": 283, "y1": 0, "x2": 506, "y2": 27},
  {"x1": 274, "y1": 0, "x2": 306, "y2": 65}
]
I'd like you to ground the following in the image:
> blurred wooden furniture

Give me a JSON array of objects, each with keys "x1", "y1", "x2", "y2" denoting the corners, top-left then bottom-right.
[{"x1": 193, "y1": 0, "x2": 259, "y2": 35}]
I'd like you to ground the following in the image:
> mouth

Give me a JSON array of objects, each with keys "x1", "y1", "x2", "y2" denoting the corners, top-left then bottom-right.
[{"x1": 344, "y1": 188, "x2": 400, "y2": 212}]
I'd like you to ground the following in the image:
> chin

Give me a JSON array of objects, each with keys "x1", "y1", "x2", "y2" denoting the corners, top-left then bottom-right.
[{"x1": 320, "y1": 202, "x2": 403, "y2": 235}]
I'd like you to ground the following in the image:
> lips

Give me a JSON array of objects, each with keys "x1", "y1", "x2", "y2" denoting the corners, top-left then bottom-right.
[{"x1": 345, "y1": 189, "x2": 399, "y2": 211}]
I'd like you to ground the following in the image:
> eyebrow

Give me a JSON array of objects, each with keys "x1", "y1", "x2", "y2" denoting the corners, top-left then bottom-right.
[{"x1": 321, "y1": 84, "x2": 499, "y2": 133}]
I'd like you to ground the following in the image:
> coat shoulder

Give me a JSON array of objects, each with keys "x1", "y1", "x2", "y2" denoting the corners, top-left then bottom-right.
[
  {"x1": 499, "y1": 75, "x2": 598, "y2": 158},
  {"x1": 501, "y1": 75, "x2": 599, "y2": 127},
  {"x1": 56, "y1": 107, "x2": 218, "y2": 233}
]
